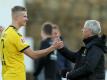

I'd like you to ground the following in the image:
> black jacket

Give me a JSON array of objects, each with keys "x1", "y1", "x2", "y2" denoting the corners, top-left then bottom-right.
[
  {"x1": 58, "y1": 35, "x2": 106, "y2": 80},
  {"x1": 34, "y1": 38, "x2": 54, "y2": 76}
]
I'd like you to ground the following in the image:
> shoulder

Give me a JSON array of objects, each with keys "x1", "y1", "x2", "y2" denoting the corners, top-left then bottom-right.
[
  {"x1": 5, "y1": 27, "x2": 15, "y2": 34},
  {"x1": 88, "y1": 45, "x2": 104, "y2": 55},
  {"x1": 8, "y1": 27, "x2": 22, "y2": 37},
  {"x1": 90, "y1": 45, "x2": 100, "y2": 50},
  {"x1": 3, "y1": 27, "x2": 22, "y2": 41}
]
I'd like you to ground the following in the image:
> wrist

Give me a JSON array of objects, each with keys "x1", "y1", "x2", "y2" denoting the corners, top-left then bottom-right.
[
  {"x1": 50, "y1": 45, "x2": 55, "y2": 51},
  {"x1": 46, "y1": 45, "x2": 55, "y2": 55}
]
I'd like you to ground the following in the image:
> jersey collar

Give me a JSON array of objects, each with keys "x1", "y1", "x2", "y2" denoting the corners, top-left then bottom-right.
[{"x1": 9, "y1": 25, "x2": 17, "y2": 31}]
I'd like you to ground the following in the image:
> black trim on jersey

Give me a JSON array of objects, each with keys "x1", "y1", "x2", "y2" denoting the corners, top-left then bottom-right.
[
  {"x1": 20, "y1": 46, "x2": 30, "y2": 52},
  {"x1": 4, "y1": 25, "x2": 17, "y2": 31},
  {"x1": 9, "y1": 25, "x2": 17, "y2": 30},
  {"x1": 9, "y1": 25, "x2": 22, "y2": 36},
  {"x1": 4, "y1": 27, "x2": 10, "y2": 31},
  {"x1": 17, "y1": 33, "x2": 22, "y2": 36}
]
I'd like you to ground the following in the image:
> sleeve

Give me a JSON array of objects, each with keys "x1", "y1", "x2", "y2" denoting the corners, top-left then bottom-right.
[
  {"x1": 58, "y1": 47, "x2": 79, "y2": 63},
  {"x1": 67, "y1": 46, "x2": 103, "y2": 80},
  {"x1": 11, "y1": 31, "x2": 29, "y2": 52}
]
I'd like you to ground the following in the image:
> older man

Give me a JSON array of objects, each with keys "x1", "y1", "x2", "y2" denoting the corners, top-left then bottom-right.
[{"x1": 57, "y1": 20, "x2": 106, "y2": 80}]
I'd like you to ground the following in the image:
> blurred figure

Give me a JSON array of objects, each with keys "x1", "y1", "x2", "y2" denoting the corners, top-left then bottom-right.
[
  {"x1": 57, "y1": 20, "x2": 106, "y2": 80},
  {"x1": 52, "y1": 25, "x2": 72, "y2": 80},
  {"x1": 0, "y1": 26, "x2": 4, "y2": 36},
  {"x1": 0, "y1": 26, "x2": 4, "y2": 33},
  {"x1": 34, "y1": 22, "x2": 57, "y2": 80},
  {"x1": 0, "y1": 25, "x2": 4, "y2": 58}
]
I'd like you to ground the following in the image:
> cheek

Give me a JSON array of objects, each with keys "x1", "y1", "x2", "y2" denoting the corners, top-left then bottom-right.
[
  {"x1": 82, "y1": 30, "x2": 88, "y2": 36},
  {"x1": 18, "y1": 17, "x2": 23, "y2": 22},
  {"x1": 20, "y1": 17, "x2": 25, "y2": 21},
  {"x1": 21, "y1": 18, "x2": 26, "y2": 24}
]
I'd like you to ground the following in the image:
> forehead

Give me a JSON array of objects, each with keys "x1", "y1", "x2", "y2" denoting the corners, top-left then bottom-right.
[
  {"x1": 14, "y1": 11, "x2": 27, "y2": 16},
  {"x1": 19, "y1": 11, "x2": 27, "y2": 15},
  {"x1": 82, "y1": 27, "x2": 92, "y2": 32},
  {"x1": 82, "y1": 26, "x2": 90, "y2": 29},
  {"x1": 52, "y1": 28, "x2": 59, "y2": 32}
]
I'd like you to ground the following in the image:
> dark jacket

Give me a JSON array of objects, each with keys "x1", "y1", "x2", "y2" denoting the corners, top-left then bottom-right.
[
  {"x1": 58, "y1": 35, "x2": 107, "y2": 80},
  {"x1": 34, "y1": 38, "x2": 56, "y2": 77},
  {"x1": 56, "y1": 36, "x2": 72, "y2": 72}
]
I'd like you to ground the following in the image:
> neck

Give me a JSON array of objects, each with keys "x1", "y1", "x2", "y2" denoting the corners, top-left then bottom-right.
[
  {"x1": 11, "y1": 21, "x2": 20, "y2": 30},
  {"x1": 83, "y1": 35, "x2": 98, "y2": 45}
]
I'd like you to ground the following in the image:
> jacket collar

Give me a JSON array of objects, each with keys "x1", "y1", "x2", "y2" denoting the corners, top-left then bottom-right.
[{"x1": 83, "y1": 35, "x2": 99, "y2": 48}]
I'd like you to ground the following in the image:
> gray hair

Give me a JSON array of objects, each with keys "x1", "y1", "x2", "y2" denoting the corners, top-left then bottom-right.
[{"x1": 84, "y1": 20, "x2": 101, "y2": 35}]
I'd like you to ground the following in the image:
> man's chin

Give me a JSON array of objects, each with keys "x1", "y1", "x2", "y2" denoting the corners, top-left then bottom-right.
[{"x1": 82, "y1": 35, "x2": 87, "y2": 39}]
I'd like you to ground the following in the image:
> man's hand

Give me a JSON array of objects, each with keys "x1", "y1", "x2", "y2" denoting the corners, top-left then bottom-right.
[
  {"x1": 53, "y1": 38, "x2": 64, "y2": 49},
  {"x1": 51, "y1": 40, "x2": 63, "y2": 49},
  {"x1": 60, "y1": 69, "x2": 71, "y2": 78},
  {"x1": 58, "y1": 40, "x2": 64, "y2": 49},
  {"x1": 66, "y1": 71, "x2": 72, "y2": 80},
  {"x1": 52, "y1": 32, "x2": 64, "y2": 49}
]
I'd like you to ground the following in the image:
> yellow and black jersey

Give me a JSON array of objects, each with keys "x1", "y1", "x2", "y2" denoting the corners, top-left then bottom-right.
[{"x1": 0, "y1": 25, "x2": 29, "y2": 80}]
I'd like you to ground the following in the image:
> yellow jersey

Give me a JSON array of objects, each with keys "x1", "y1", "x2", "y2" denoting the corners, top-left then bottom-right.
[{"x1": 0, "y1": 25, "x2": 29, "y2": 80}]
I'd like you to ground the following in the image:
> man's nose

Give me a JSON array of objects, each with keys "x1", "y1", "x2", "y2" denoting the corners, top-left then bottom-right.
[{"x1": 26, "y1": 17, "x2": 28, "y2": 21}]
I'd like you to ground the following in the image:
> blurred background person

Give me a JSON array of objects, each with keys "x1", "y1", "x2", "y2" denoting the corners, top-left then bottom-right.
[
  {"x1": 0, "y1": 25, "x2": 4, "y2": 59},
  {"x1": 52, "y1": 24, "x2": 73, "y2": 80},
  {"x1": 0, "y1": 26, "x2": 4, "y2": 35},
  {"x1": 34, "y1": 22, "x2": 57, "y2": 80}
]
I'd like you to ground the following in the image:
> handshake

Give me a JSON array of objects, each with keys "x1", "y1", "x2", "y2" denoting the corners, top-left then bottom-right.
[{"x1": 51, "y1": 35, "x2": 64, "y2": 50}]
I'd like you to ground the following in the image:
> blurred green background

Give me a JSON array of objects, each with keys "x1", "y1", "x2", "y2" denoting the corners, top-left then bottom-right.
[{"x1": 25, "y1": 0, "x2": 107, "y2": 49}]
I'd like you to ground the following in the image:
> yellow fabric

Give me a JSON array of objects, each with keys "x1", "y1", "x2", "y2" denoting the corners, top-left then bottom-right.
[{"x1": 0, "y1": 26, "x2": 29, "y2": 80}]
